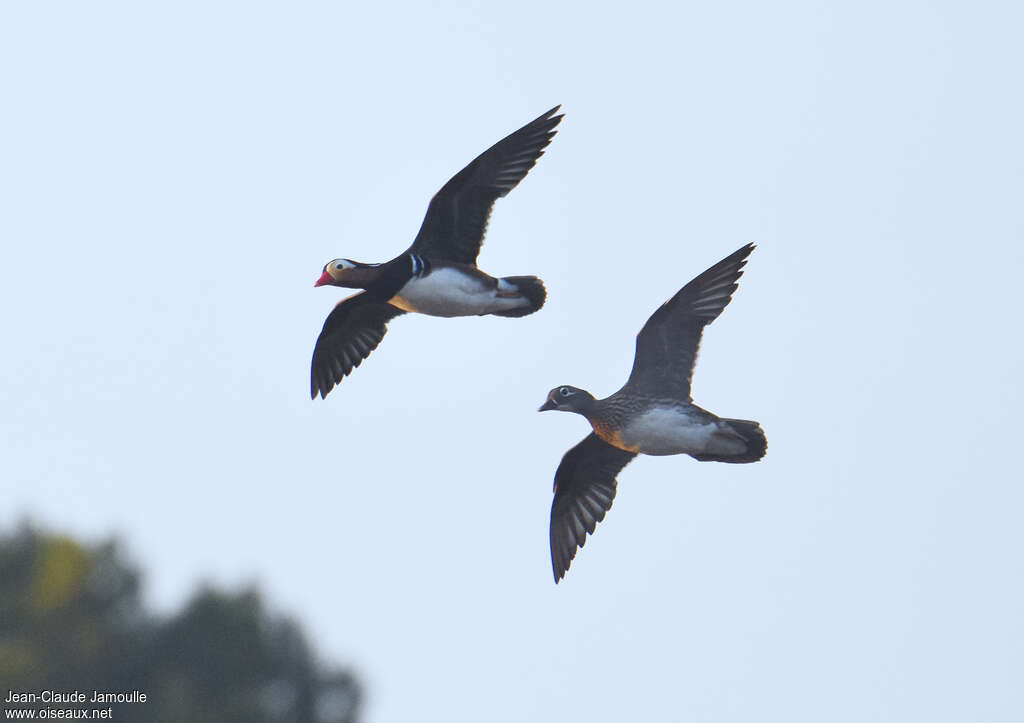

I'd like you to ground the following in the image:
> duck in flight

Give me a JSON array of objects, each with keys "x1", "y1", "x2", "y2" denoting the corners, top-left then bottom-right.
[
  {"x1": 311, "y1": 106, "x2": 563, "y2": 400},
  {"x1": 538, "y1": 243, "x2": 766, "y2": 582}
]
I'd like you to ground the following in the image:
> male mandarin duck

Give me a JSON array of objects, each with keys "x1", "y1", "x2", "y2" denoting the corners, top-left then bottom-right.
[
  {"x1": 539, "y1": 243, "x2": 767, "y2": 582},
  {"x1": 311, "y1": 106, "x2": 563, "y2": 400}
]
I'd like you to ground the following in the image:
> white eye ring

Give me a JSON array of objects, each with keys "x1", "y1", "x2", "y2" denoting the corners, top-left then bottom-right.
[
  {"x1": 559, "y1": 387, "x2": 571, "y2": 397},
  {"x1": 335, "y1": 263, "x2": 345, "y2": 270}
]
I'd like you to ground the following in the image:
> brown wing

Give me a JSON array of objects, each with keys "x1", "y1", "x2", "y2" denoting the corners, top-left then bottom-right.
[
  {"x1": 623, "y1": 243, "x2": 755, "y2": 401},
  {"x1": 549, "y1": 433, "x2": 637, "y2": 583},
  {"x1": 408, "y1": 106, "x2": 563, "y2": 265},
  {"x1": 310, "y1": 293, "x2": 406, "y2": 400}
]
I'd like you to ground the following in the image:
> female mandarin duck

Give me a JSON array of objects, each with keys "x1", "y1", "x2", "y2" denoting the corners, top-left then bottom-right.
[
  {"x1": 311, "y1": 106, "x2": 562, "y2": 400},
  {"x1": 539, "y1": 243, "x2": 767, "y2": 582}
]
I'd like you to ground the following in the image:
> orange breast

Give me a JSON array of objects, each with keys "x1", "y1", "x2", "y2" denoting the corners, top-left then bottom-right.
[{"x1": 591, "y1": 421, "x2": 638, "y2": 453}]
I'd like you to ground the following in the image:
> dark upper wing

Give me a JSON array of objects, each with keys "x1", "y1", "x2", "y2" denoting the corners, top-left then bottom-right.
[
  {"x1": 408, "y1": 106, "x2": 563, "y2": 265},
  {"x1": 623, "y1": 243, "x2": 755, "y2": 401},
  {"x1": 310, "y1": 292, "x2": 406, "y2": 400},
  {"x1": 549, "y1": 433, "x2": 637, "y2": 583}
]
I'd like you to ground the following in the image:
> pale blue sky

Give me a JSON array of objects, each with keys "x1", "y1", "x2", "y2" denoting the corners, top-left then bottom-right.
[{"x1": 2, "y1": 2, "x2": 1023, "y2": 721}]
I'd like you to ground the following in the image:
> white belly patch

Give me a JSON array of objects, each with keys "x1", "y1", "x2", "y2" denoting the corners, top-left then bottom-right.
[
  {"x1": 391, "y1": 268, "x2": 529, "y2": 317},
  {"x1": 616, "y1": 407, "x2": 740, "y2": 456}
]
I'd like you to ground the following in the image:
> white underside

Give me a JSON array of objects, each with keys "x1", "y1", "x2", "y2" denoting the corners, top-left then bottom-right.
[
  {"x1": 616, "y1": 407, "x2": 746, "y2": 456},
  {"x1": 390, "y1": 268, "x2": 530, "y2": 317}
]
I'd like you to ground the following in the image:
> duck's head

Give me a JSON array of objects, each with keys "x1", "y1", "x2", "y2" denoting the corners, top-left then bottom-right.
[
  {"x1": 539, "y1": 385, "x2": 595, "y2": 414},
  {"x1": 315, "y1": 258, "x2": 379, "y2": 288}
]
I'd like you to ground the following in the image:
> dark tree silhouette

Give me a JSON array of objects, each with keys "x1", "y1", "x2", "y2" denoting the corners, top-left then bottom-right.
[{"x1": 0, "y1": 524, "x2": 362, "y2": 722}]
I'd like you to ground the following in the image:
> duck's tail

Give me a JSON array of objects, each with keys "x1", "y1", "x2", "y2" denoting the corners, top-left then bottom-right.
[
  {"x1": 492, "y1": 275, "x2": 547, "y2": 318},
  {"x1": 691, "y1": 418, "x2": 767, "y2": 463}
]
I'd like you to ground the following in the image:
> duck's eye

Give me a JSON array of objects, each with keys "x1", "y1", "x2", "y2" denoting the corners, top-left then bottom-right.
[
  {"x1": 335, "y1": 263, "x2": 345, "y2": 270},
  {"x1": 559, "y1": 387, "x2": 571, "y2": 397}
]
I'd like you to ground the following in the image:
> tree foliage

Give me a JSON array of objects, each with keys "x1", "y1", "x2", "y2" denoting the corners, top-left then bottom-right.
[{"x1": 0, "y1": 524, "x2": 361, "y2": 723}]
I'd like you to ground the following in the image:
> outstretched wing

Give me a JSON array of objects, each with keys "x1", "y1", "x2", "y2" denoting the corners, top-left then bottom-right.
[
  {"x1": 549, "y1": 433, "x2": 637, "y2": 583},
  {"x1": 408, "y1": 106, "x2": 563, "y2": 265},
  {"x1": 310, "y1": 293, "x2": 406, "y2": 400},
  {"x1": 623, "y1": 243, "x2": 755, "y2": 401}
]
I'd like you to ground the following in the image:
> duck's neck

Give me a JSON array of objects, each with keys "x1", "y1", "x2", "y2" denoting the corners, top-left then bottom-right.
[
  {"x1": 573, "y1": 395, "x2": 600, "y2": 421},
  {"x1": 337, "y1": 263, "x2": 386, "y2": 289},
  {"x1": 587, "y1": 396, "x2": 632, "y2": 427}
]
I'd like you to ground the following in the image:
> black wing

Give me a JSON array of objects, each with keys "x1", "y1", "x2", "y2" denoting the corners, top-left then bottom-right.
[
  {"x1": 408, "y1": 106, "x2": 563, "y2": 265},
  {"x1": 623, "y1": 243, "x2": 755, "y2": 401},
  {"x1": 310, "y1": 293, "x2": 406, "y2": 400},
  {"x1": 549, "y1": 433, "x2": 637, "y2": 583}
]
